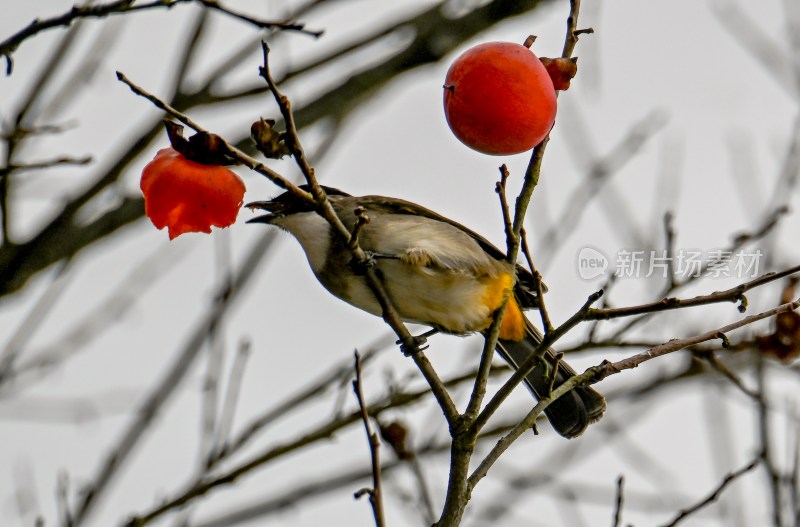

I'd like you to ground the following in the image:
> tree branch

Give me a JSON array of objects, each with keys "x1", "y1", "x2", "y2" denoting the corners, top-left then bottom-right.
[
  {"x1": 352, "y1": 352, "x2": 386, "y2": 527},
  {"x1": 69, "y1": 232, "x2": 279, "y2": 527},
  {"x1": 0, "y1": 0, "x2": 320, "y2": 74},
  {"x1": 468, "y1": 300, "x2": 799, "y2": 490},
  {"x1": 589, "y1": 263, "x2": 800, "y2": 321},
  {"x1": 659, "y1": 458, "x2": 759, "y2": 527}
]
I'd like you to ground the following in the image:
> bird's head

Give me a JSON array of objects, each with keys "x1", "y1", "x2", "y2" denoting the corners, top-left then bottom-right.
[{"x1": 246, "y1": 185, "x2": 350, "y2": 224}]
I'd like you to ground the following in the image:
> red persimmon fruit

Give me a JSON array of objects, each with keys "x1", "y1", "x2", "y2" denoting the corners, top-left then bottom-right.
[
  {"x1": 443, "y1": 41, "x2": 557, "y2": 155},
  {"x1": 140, "y1": 147, "x2": 245, "y2": 239}
]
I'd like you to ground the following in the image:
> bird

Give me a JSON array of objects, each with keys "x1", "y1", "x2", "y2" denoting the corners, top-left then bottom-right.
[{"x1": 247, "y1": 185, "x2": 605, "y2": 438}]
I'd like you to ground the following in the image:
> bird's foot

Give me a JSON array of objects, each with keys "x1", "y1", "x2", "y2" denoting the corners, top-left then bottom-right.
[{"x1": 397, "y1": 328, "x2": 439, "y2": 356}]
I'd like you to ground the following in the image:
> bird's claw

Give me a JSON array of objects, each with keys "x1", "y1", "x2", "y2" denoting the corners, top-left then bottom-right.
[
  {"x1": 398, "y1": 334, "x2": 429, "y2": 356},
  {"x1": 396, "y1": 329, "x2": 438, "y2": 356},
  {"x1": 349, "y1": 253, "x2": 377, "y2": 275}
]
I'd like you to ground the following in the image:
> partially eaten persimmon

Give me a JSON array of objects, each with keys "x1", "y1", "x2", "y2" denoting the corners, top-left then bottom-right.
[{"x1": 140, "y1": 147, "x2": 245, "y2": 239}]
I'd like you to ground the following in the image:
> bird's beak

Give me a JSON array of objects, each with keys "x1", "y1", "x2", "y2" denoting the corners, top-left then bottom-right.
[{"x1": 245, "y1": 198, "x2": 286, "y2": 224}]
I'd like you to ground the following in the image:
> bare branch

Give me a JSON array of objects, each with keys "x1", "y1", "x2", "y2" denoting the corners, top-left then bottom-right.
[
  {"x1": 0, "y1": 259, "x2": 73, "y2": 385},
  {"x1": 612, "y1": 475, "x2": 624, "y2": 527},
  {"x1": 0, "y1": 156, "x2": 92, "y2": 177},
  {"x1": 756, "y1": 354, "x2": 785, "y2": 527},
  {"x1": 713, "y1": 2, "x2": 798, "y2": 98},
  {"x1": 209, "y1": 340, "x2": 251, "y2": 465},
  {"x1": 596, "y1": 299, "x2": 800, "y2": 379},
  {"x1": 659, "y1": 458, "x2": 759, "y2": 527},
  {"x1": 701, "y1": 352, "x2": 759, "y2": 400},
  {"x1": 590, "y1": 263, "x2": 800, "y2": 321},
  {"x1": 536, "y1": 110, "x2": 669, "y2": 269},
  {"x1": 69, "y1": 232, "x2": 279, "y2": 526},
  {"x1": 0, "y1": 0, "x2": 553, "y2": 299},
  {"x1": 608, "y1": 204, "x2": 791, "y2": 340},
  {"x1": 473, "y1": 290, "x2": 604, "y2": 435},
  {"x1": 435, "y1": 4, "x2": 591, "y2": 523},
  {"x1": 115, "y1": 71, "x2": 310, "y2": 200},
  {"x1": 257, "y1": 40, "x2": 458, "y2": 417},
  {"x1": 468, "y1": 299, "x2": 800, "y2": 489},
  {"x1": 125, "y1": 364, "x2": 492, "y2": 526},
  {"x1": 561, "y1": 0, "x2": 587, "y2": 58},
  {"x1": 352, "y1": 352, "x2": 386, "y2": 527},
  {"x1": 0, "y1": 0, "x2": 320, "y2": 74},
  {"x1": 196, "y1": 0, "x2": 322, "y2": 37},
  {"x1": 208, "y1": 344, "x2": 384, "y2": 466}
]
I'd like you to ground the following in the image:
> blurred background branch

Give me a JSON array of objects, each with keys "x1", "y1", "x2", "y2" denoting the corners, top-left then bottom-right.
[{"x1": 1, "y1": 1, "x2": 800, "y2": 526}]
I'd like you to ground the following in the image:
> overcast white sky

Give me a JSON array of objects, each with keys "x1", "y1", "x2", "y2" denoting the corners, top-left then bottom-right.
[{"x1": 1, "y1": 1, "x2": 799, "y2": 526}]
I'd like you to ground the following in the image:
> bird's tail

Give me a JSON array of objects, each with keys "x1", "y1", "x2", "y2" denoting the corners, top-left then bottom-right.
[{"x1": 495, "y1": 317, "x2": 606, "y2": 438}]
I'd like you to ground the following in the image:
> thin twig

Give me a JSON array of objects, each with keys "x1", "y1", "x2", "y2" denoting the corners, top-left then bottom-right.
[
  {"x1": 792, "y1": 415, "x2": 800, "y2": 527},
  {"x1": 258, "y1": 42, "x2": 318, "y2": 188},
  {"x1": 526, "y1": 240, "x2": 554, "y2": 334},
  {"x1": 533, "y1": 279, "x2": 554, "y2": 334},
  {"x1": 495, "y1": 165, "x2": 553, "y2": 334},
  {"x1": 461, "y1": 163, "x2": 524, "y2": 419},
  {"x1": 757, "y1": 354, "x2": 785, "y2": 527},
  {"x1": 547, "y1": 353, "x2": 564, "y2": 397},
  {"x1": 462, "y1": 167, "x2": 524, "y2": 421},
  {"x1": 496, "y1": 165, "x2": 514, "y2": 245},
  {"x1": 590, "y1": 263, "x2": 800, "y2": 321},
  {"x1": 701, "y1": 352, "x2": 759, "y2": 400},
  {"x1": 57, "y1": 471, "x2": 72, "y2": 527},
  {"x1": 208, "y1": 345, "x2": 383, "y2": 467},
  {"x1": 659, "y1": 458, "x2": 759, "y2": 527},
  {"x1": 472, "y1": 290, "x2": 604, "y2": 435},
  {"x1": 352, "y1": 352, "x2": 386, "y2": 527},
  {"x1": 197, "y1": 0, "x2": 322, "y2": 37},
  {"x1": 596, "y1": 299, "x2": 800, "y2": 379},
  {"x1": 609, "y1": 205, "x2": 791, "y2": 340},
  {"x1": 468, "y1": 299, "x2": 800, "y2": 489},
  {"x1": 348, "y1": 207, "x2": 370, "y2": 252},
  {"x1": 0, "y1": 258, "x2": 73, "y2": 384},
  {"x1": 0, "y1": 0, "x2": 320, "y2": 74},
  {"x1": 115, "y1": 70, "x2": 311, "y2": 203},
  {"x1": 0, "y1": 156, "x2": 92, "y2": 176},
  {"x1": 562, "y1": 0, "x2": 586, "y2": 58},
  {"x1": 612, "y1": 475, "x2": 624, "y2": 527},
  {"x1": 167, "y1": 7, "x2": 210, "y2": 100},
  {"x1": 664, "y1": 211, "x2": 676, "y2": 289},
  {"x1": 257, "y1": 40, "x2": 456, "y2": 418},
  {"x1": 407, "y1": 457, "x2": 436, "y2": 525},
  {"x1": 70, "y1": 232, "x2": 279, "y2": 527},
  {"x1": 518, "y1": 227, "x2": 536, "y2": 275},
  {"x1": 208, "y1": 340, "x2": 251, "y2": 467},
  {"x1": 125, "y1": 358, "x2": 495, "y2": 526}
]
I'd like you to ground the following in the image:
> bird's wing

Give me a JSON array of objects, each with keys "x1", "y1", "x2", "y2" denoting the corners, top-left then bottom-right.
[
  {"x1": 326, "y1": 193, "x2": 543, "y2": 305},
  {"x1": 363, "y1": 209, "x2": 502, "y2": 277},
  {"x1": 360, "y1": 196, "x2": 508, "y2": 260},
  {"x1": 358, "y1": 196, "x2": 542, "y2": 294}
]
